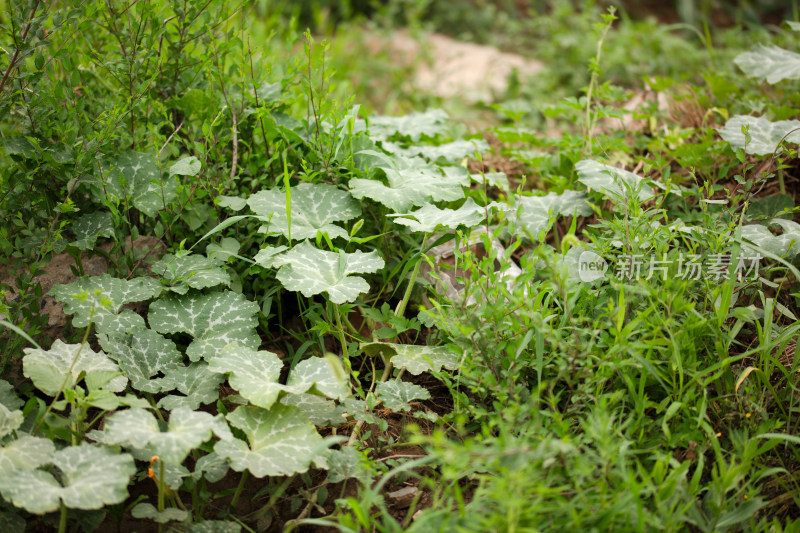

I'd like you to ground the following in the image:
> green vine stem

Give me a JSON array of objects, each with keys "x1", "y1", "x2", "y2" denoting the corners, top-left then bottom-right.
[
  {"x1": 228, "y1": 470, "x2": 249, "y2": 516},
  {"x1": 58, "y1": 502, "x2": 67, "y2": 533}
]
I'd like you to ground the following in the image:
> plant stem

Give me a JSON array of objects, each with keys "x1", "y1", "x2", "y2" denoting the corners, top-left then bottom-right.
[
  {"x1": 333, "y1": 303, "x2": 349, "y2": 361},
  {"x1": 395, "y1": 233, "x2": 428, "y2": 319},
  {"x1": 157, "y1": 460, "x2": 165, "y2": 533},
  {"x1": 58, "y1": 502, "x2": 67, "y2": 533},
  {"x1": 229, "y1": 471, "x2": 249, "y2": 515}
]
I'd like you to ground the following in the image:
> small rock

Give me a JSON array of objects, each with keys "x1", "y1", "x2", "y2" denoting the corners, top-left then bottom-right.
[{"x1": 387, "y1": 486, "x2": 418, "y2": 509}]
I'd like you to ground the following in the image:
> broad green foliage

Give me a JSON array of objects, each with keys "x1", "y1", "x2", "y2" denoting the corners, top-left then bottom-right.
[
  {"x1": 742, "y1": 219, "x2": 800, "y2": 258},
  {"x1": 104, "y1": 407, "x2": 231, "y2": 465},
  {"x1": 0, "y1": 444, "x2": 135, "y2": 514},
  {"x1": 390, "y1": 198, "x2": 485, "y2": 232},
  {"x1": 88, "y1": 152, "x2": 178, "y2": 218},
  {"x1": 383, "y1": 138, "x2": 489, "y2": 162},
  {"x1": 349, "y1": 153, "x2": 468, "y2": 211},
  {"x1": 367, "y1": 108, "x2": 449, "y2": 141},
  {"x1": 98, "y1": 329, "x2": 184, "y2": 394},
  {"x1": 214, "y1": 405, "x2": 325, "y2": 477},
  {"x1": 50, "y1": 275, "x2": 163, "y2": 334},
  {"x1": 734, "y1": 44, "x2": 800, "y2": 84},
  {"x1": 208, "y1": 343, "x2": 283, "y2": 409},
  {"x1": 158, "y1": 362, "x2": 226, "y2": 410},
  {"x1": 207, "y1": 237, "x2": 241, "y2": 262},
  {"x1": 376, "y1": 380, "x2": 431, "y2": 411},
  {"x1": 575, "y1": 160, "x2": 654, "y2": 202},
  {"x1": 151, "y1": 253, "x2": 231, "y2": 294},
  {"x1": 23, "y1": 340, "x2": 127, "y2": 395},
  {"x1": 209, "y1": 344, "x2": 349, "y2": 409},
  {"x1": 169, "y1": 156, "x2": 202, "y2": 177},
  {"x1": 362, "y1": 342, "x2": 461, "y2": 375},
  {"x1": 148, "y1": 291, "x2": 260, "y2": 361},
  {"x1": 0, "y1": 404, "x2": 22, "y2": 439},
  {"x1": 187, "y1": 520, "x2": 242, "y2": 533},
  {"x1": 0, "y1": 381, "x2": 22, "y2": 410},
  {"x1": 516, "y1": 190, "x2": 591, "y2": 239},
  {"x1": 271, "y1": 241, "x2": 385, "y2": 304},
  {"x1": 71, "y1": 211, "x2": 115, "y2": 250},
  {"x1": 281, "y1": 393, "x2": 342, "y2": 426},
  {"x1": 131, "y1": 503, "x2": 188, "y2": 524},
  {"x1": 247, "y1": 182, "x2": 362, "y2": 241},
  {"x1": 326, "y1": 447, "x2": 372, "y2": 484},
  {"x1": 0, "y1": 436, "x2": 55, "y2": 477},
  {"x1": 718, "y1": 115, "x2": 800, "y2": 156}
]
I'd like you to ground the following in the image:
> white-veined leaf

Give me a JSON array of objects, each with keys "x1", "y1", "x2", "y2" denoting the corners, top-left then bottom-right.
[
  {"x1": 361, "y1": 342, "x2": 460, "y2": 375},
  {"x1": 517, "y1": 190, "x2": 591, "y2": 240},
  {"x1": 0, "y1": 403, "x2": 22, "y2": 439},
  {"x1": 376, "y1": 380, "x2": 430, "y2": 411},
  {"x1": 280, "y1": 393, "x2": 343, "y2": 426},
  {"x1": 208, "y1": 343, "x2": 283, "y2": 409},
  {"x1": 383, "y1": 138, "x2": 489, "y2": 162},
  {"x1": 148, "y1": 291, "x2": 260, "y2": 362},
  {"x1": 367, "y1": 108, "x2": 449, "y2": 141},
  {"x1": 131, "y1": 503, "x2": 188, "y2": 523},
  {"x1": 151, "y1": 253, "x2": 231, "y2": 294},
  {"x1": 326, "y1": 446, "x2": 372, "y2": 484},
  {"x1": 253, "y1": 245, "x2": 289, "y2": 268},
  {"x1": 248, "y1": 183, "x2": 361, "y2": 241},
  {"x1": 192, "y1": 452, "x2": 229, "y2": 483},
  {"x1": 349, "y1": 155, "x2": 468, "y2": 212},
  {"x1": 71, "y1": 211, "x2": 115, "y2": 250},
  {"x1": 0, "y1": 436, "x2": 55, "y2": 476},
  {"x1": 0, "y1": 444, "x2": 135, "y2": 514},
  {"x1": 272, "y1": 241, "x2": 384, "y2": 304},
  {"x1": 50, "y1": 275, "x2": 162, "y2": 334},
  {"x1": 734, "y1": 44, "x2": 800, "y2": 84},
  {"x1": 0, "y1": 380, "x2": 23, "y2": 410},
  {"x1": 23, "y1": 340, "x2": 127, "y2": 395},
  {"x1": 207, "y1": 237, "x2": 241, "y2": 263},
  {"x1": 575, "y1": 160, "x2": 654, "y2": 202},
  {"x1": 188, "y1": 520, "x2": 242, "y2": 533},
  {"x1": 718, "y1": 115, "x2": 800, "y2": 156},
  {"x1": 389, "y1": 198, "x2": 485, "y2": 232},
  {"x1": 742, "y1": 219, "x2": 800, "y2": 258},
  {"x1": 214, "y1": 404, "x2": 325, "y2": 477},
  {"x1": 89, "y1": 152, "x2": 178, "y2": 217},
  {"x1": 104, "y1": 407, "x2": 228, "y2": 465},
  {"x1": 158, "y1": 362, "x2": 226, "y2": 410},
  {"x1": 217, "y1": 195, "x2": 248, "y2": 211},
  {"x1": 98, "y1": 329, "x2": 184, "y2": 394},
  {"x1": 285, "y1": 355, "x2": 350, "y2": 401}
]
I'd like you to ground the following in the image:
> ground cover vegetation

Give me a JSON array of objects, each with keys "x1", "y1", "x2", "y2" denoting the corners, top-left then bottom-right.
[{"x1": 1, "y1": 0, "x2": 800, "y2": 531}]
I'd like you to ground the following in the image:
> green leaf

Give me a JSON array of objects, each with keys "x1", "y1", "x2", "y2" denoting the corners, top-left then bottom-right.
[
  {"x1": 23, "y1": 340, "x2": 127, "y2": 395},
  {"x1": 349, "y1": 156, "x2": 468, "y2": 212},
  {"x1": 207, "y1": 237, "x2": 241, "y2": 263},
  {"x1": 376, "y1": 380, "x2": 430, "y2": 411},
  {"x1": 216, "y1": 195, "x2": 248, "y2": 211},
  {"x1": 361, "y1": 342, "x2": 461, "y2": 375},
  {"x1": 0, "y1": 444, "x2": 135, "y2": 514},
  {"x1": 272, "y1": 241, "x2": 385, "y2": 304},
  {"x1": 749, "y1": 194, "x2": 795, "y2": 220},
  {"x1": 0, "y1": 404, "x2": 22, "y2": 440},
  {"x1": 214, "y1": 404, "x2": 325, "y2": 477},
  {"x1": 517, "y1": 190, "x2": 591, "y2": 239},
  {"x1": 151, "y1": 253, "x2": 231, "y2": 295},
  {"x1": 280, "y1": 393, "x2": 343, "y2": 426},
  {"x1": 169, "y1": 156, "x2": 202, "y2": 177},
  {"x1": 285, "y1": 355, "x2": 350, "y2": 401},
  {"x1": 575, "y1": 160, "x2": 654, "y2": 202},
  {"x1": 131, "y1": 503, "x2": 188, "y2": 524},
  {"x1": 104, "y1": 407, "x2": 229, "y2": 465},
  {"x1": 253, "y1": 245, "x2": 289, "y2": 268},
  {"x1": 192, "y1": 452, "x2": 229, "y2": 483},
  {"x1": 50, "y1": 275, "x2": 162, "y2": 334},
  {"x1": 383, "y1": 138, "x2": 488, "y2": 162},
  {"x1": 718, "y1": 115, "x2": 800, "y2": 156},
  {"x1": 90, "y1": 151, "x2": 178, "y2": 217},
  {"x1": 71, "y1": 211, "x2": 115, "y2": 250},
  {"x1": 389, "y1": 199, "x2": 485, "y2": 232},
  {"x1": 470, "y1": 171, "x2": 509, "y2": 192},
  {"x1": 0, "y1": 380, "x2": 23, "y2": 411},
  {"x1": 158, "y1": 362, "x2": 226, "y2": 410},
  {"x1": 188, "y1": 520, "x2": 242, "y2": 533},
  {"x1": 734, "y1": 44, "x2": 800, "y2": 84},
  {"x1": 742, "y1": 219, "x2": 800, "y2": 258},
  {"x1": 248, "y1": 182, "x2": 361, "y2": 241},
  {"x1": 326, "y1": 447, "x2": 372, "y2": 484},
  {"x1": 149, "y1": 291, "x2": 260, "y2": 362},
  {"x1": 0, "y1": 436, "x2": 55, "y2": 476},
  {"x1": 98, "y1": 329, "x2": 184, "y2": 394},
  {"x1": 368, "y1": 108, "x2": 449, "y2": 141},
  {"x1": 208, "y1": 343, "x2": 283, "y2": 409}
]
